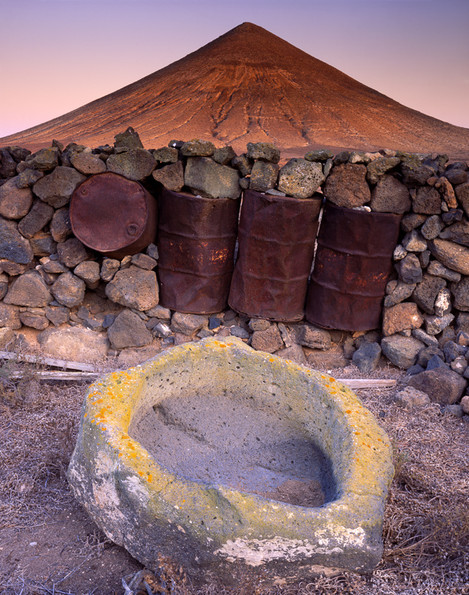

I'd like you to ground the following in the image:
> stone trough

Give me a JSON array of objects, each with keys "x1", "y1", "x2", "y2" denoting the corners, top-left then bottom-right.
[{"x1": 67, "y1": 337, "x2": 394, "y2": 588}]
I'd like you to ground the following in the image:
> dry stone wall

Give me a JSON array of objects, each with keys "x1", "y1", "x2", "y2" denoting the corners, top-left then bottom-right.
[{"x1": 0, "y1": 128, "x2": 468, "y2": 412}]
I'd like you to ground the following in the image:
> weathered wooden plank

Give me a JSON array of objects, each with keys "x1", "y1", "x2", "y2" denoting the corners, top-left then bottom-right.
[
  {"x1": 7, "y1": 370, "x2": 100, "y2": 381},
  {"x1": 0, "y1": 351, "x2": 97, "y2": 372},
  {"x1": 336, "y1": 378, "x2": 397, "y2": 389}
]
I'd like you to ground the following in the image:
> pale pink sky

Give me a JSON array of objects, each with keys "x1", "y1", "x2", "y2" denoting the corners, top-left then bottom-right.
[{"x1": 1, "y1": 0, "x2": 468, "y2": 139}]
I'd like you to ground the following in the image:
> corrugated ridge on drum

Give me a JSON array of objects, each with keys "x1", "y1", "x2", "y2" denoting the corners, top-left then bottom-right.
[
  {"x1": 229, "y1": 189, "x2": 322, "y2": 322},
  {"x1": 306, "y1": 201, "x2": 402, "y2": 331},
  {"x1": 157, "y1": 188, "x2": 240, "y2": 314}
]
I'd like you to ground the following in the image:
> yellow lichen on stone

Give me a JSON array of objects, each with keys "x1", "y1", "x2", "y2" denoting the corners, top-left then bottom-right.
[{"x1": 68, "y1": 336, "x2": 394, "y2": 581}]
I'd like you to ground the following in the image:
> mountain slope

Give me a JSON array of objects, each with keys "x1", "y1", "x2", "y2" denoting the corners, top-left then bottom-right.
[{"x1": 2, "y1": 22, "x2": 469, "y2": 157}]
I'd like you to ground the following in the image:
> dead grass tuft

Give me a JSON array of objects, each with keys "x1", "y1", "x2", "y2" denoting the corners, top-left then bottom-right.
[
  {"x1": 357, "y1": 388, "x2": 469, "y2": 594},
  {"x1": 0, "y1": 359, "x2": 84, "y2": 530}
]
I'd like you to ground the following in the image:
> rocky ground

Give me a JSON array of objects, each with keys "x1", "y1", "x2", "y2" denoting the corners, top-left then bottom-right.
[{"x1": 0, "y1": 345, "x2": 468, "y2": 595}]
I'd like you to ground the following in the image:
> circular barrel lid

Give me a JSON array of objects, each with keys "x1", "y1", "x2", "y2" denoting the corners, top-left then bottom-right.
[{"x1": 70, "y1": 172, "x2": 152, "y2": 253}]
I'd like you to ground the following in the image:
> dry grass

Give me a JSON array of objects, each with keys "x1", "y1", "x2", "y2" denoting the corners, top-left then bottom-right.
[
  {"x1": 356, "y1": 388, "x2": 469, "y2": 595},
  {"x1": 0, "y1": 362, "x2": 79, "y2": 530},
  {"x1": 0, "y1": 355, "x2": 468, "y2": 595}
]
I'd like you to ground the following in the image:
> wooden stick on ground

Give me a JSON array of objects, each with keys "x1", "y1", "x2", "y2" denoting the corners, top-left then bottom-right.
[
  {"x1": 0, "y1": 351, "x2": 98, "y2": 372},
  {"x1": 336, "y1": 378, "x2": 397, "y2": 389},
  {"x1": 7, "y1": 370, "x2": 101, "y2": 381}
]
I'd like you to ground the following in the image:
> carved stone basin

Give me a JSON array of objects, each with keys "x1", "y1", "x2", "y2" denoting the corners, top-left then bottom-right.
[{"x1": 68, "y1": 337, "x2": 393, "y2": 589}]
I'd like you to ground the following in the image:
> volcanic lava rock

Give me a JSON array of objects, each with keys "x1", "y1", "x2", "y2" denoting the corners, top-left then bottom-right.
[
  {"x1": 45, "y1": 305, "x2": 70, "y2": 327},
  {"x1": 105, "y1": 266, "x2": 159, "y2": 311},
  {"x1": 180, "y1": 140, "x2": 215, "y2": 157},
  {"x1": 100, "y1": 258, "x2": 120, "y2": 282},
  {"x1": 366, "y1": 157, "x2": 400, "y2": 185},
  {"x1": 382, "y1": 303, "x2": 423, "y2": 336},
  {"x1": 16, "y1": 168, "x2": 44, "y2": 188},
  {"x1": 439, "y1": 221, "x2": 469, "y2": 247},
  {"x1": 0, "y1": 177, "x2": 33, "y2": 220},
  {"x1": 453, "y1": 278, "x2": 469, "y2": 311},
  {"x1": 396, "y1": 254, "x2": 422, "y2": 284},
  {"x1": 400, "y1": 159, "x2": 434, "y2": 186},
  {"x1": 381, "y1": 335, "x2": 424, "y2": 369},
  {"x1": 3, "y1": 271, "x2": 51, "y2": 307},
  {"x1": 384, "y1": 281, "x2": 416, "y2": 307},
  {"x1": 70, "y1": 151, "x2": 107, "y2": 175},
  {"x1": 74, "y1": 261, "x2": 101, "y2": 288},
  {"x1": 402, "y1": 230, "x2": 427, "y2": 252},
  {"x1": 50, "y1": 208, "x2": 72, "y2": 243},
  {"x1": 107, "y1": 309, "x2": 153, "y2": 349},
  {"x1": 412, "y1": 275, "x2": 447, "y2": 315},
  {"x1": 297, "y1": 324, "x2": 332, "y2": 350},
  {"x1": 424, "y1": 313, "x2": 455, "y2": 335},
  {"x1": 428, "y1": 239, "x2": 469, "y2": 275},
  {"x1": 17, "y1": 200, "x2": 54, "y2": 238},
  {"x1": 20, "y1": 147, "x2": 60, "y2": 171},
  {"x1": 19, "y1": 308, "x2": 49, "y2": 330},
  {"x1": 57, "y1": 238, "x2": 89, "y2": 268},
  {"x1": 404, "y1": 367, "x2": 467, "y2": 405},
  {"x1": 0, "y1": 148, "x2": 18, "y2": 178},
  {"x1": 152, "y1": 147, "x2": 179, "y2": 164},
  {"x1": 0, "y1": 303, "x2": 21, "y2": 329},
  {"x1": 324, "y1": 163, "x2": 371, "y2": 208},
  {"x1": 370, "y1": 175, "x2": 410, "y2": 214},
  {"x1": 106, "y1": 149, "x2": 156, "y2": 181},
  {"x1": 213, "y1": 146, "x2": 237, "y2": 165},
  {"x1": 33, "y1": 166, "x2": 86, "y2": 208},
  {"x1": 231, "y1": 154, "x2": 252, "y2": 176},
  {"x1": 352, "y1": 342, "x2": 381, "y2": 373},
  {"x1": 278, "y1": 159, "x2": 324, "y2": 198},
  {"x1": 394, "y1": 386, "x2": 431, "y2": 409},
  {"x1": 250, "y1": 325, "x2": 284, "y2": 353},
  {"x1": 184, "y1": 157, "x2": 240, "y2": 199},
  {"x1": 152, "y1": 161, "x2": 184, "y2": 192},
  {"x1": 247, "y1": 142, "x2": 280, "y2": 163},
  {"x1": 114, "y1": 127, "x2": 144, "y2": 149},
  {"x1": 249, "y1": 161, "x2": 278, "y2": 192},
  {"x1": 413, "y1": 187, "x2": 441, "y2": 215},
  {"x1": 170, "y1": 312, "x2": 208, "y2": 335},
  {"x1": 420, "y1": 215, "x2": 444, "y2": 240},
  {"x1": 0, "y1": 218, "x2": 34, "y2": 264},
  {"x1": 51, "y1": 272, "x2": 86, "y2": 308}
]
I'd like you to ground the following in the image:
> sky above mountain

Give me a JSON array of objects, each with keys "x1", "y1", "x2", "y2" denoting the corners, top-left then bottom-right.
[{"x1": 1, "y1": 0, "x2": 468, "y2": 139}]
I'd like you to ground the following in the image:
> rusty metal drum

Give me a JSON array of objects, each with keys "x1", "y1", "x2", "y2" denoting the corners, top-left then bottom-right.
[
  {"x1": 305, "y1": 201, "x2": 402, "y2": 331},
  {"x1": 228, "y1": 189, "x2": 323, "y2": 322},
  {"x1": 157, "y1": 188, "x2": 240, "y2": 314},
  {"x1": 70, "y1": 172, "x2": 157, "y2": 259}
]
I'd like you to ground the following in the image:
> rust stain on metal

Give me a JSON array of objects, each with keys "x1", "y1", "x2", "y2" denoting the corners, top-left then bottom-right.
[
  {"x1": 305, "y1": 201, "x2": 402, "y2": 331},
  {"x1": 70, "y1": 172, "x2": 157, "y2": 259},
  {"x1": 229, "y1": 189, "x2": 322, "y2": 322},
  {"x1": 157, "y1": 188, "x2": 240, "y2": 314}
]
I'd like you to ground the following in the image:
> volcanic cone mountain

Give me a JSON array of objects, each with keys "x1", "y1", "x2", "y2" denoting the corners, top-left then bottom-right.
[{"x1": 2, "y1": 22, "x2": 469, "y2": 157}]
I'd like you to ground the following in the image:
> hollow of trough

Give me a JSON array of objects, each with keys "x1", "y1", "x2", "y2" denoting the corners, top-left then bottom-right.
[
  {"x1": 67, "y1": 337, "x2": 394, "y2": 588},
  {"x1": 130, "y1": 384, "x2": 337, "y2": 508}
]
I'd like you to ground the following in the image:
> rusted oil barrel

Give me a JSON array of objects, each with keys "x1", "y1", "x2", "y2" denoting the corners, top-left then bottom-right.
[
  {"x1": 70, "y1": 172, "x2": 157, "y2": 259},
  {"x1": 228, "y1": 189, "x2": 323, "y2": 322},
  {"x1": 157, "y1": 188, "x2": 240, "y2": 314},
  {"x1": 305, "y1": 201, "x2": 402, "y2": 331}
]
